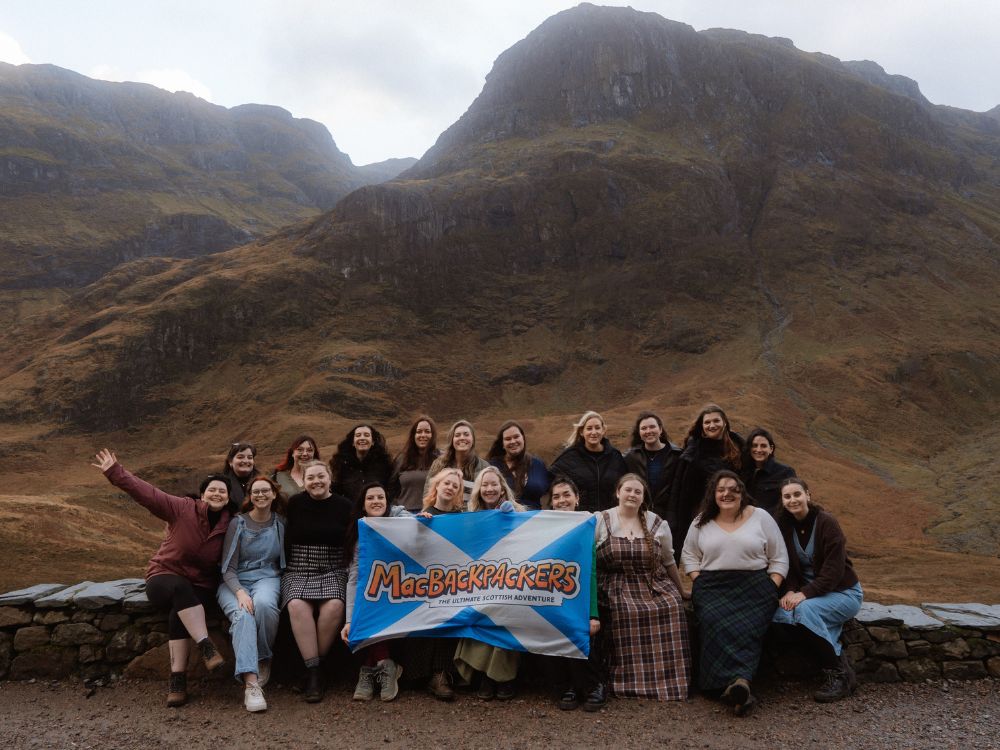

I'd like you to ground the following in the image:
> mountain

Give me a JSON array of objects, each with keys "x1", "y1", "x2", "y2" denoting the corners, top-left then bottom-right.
[{"x1": 1, "y1": 4, "x2": 999, "y2": 598}]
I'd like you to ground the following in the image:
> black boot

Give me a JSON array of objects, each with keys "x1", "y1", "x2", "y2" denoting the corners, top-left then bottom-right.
[
  {"x1": 304, "y1": 666, "x2": 324, "y2": 703},
  {"x1": 814, "y1": 668, "x2": 851, "y2": 702}
]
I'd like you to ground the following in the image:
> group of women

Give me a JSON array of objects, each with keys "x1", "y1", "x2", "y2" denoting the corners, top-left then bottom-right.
[{"x1": 92, "y1": 404, "x2": 862, "y2": 715}]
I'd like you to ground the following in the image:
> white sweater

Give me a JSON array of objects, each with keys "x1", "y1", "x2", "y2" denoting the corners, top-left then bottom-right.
[{"x1": 680, "y1": 506, "x2": 789, "y2": 577}]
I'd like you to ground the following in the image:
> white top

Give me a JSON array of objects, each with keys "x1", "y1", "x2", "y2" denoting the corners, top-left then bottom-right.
[
  {"x1": 680, "y1": 506, "x2": 789, "y2": 577},
  {"x1": 595, "y1": 507, "x2": 676, "y2": 569}
]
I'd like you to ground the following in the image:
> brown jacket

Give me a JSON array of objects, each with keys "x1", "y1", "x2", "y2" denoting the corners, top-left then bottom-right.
[{"x1": 778, "y1": 509, "x2": 859, "y2": 599}]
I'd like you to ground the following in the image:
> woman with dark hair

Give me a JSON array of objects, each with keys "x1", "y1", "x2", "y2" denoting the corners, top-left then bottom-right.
[
  {"x1": 549, "y1": 410, "x2": 627, "y2": 513},
  {"x1": 281, "y1": 460, "x2": 352, "y2": 703},
  {"x1": 740, "y1": 427, "x2": 796, "y2": 515},
  {"x1": 342, "y1": 481, "x2": 412, "y2": 702},
  {"x1": 596, "y1": 473, "x2": 691, "y2": 701},
  {"x1": 91, "y1": 449, "x2": 230, "y2": 707},
  {"x1": 623, "y1": 411, "x2": 681, "y2": 519},
  {"x1": 330, "y1": 424, "x2": 393, "y2": 504},
  {"x1": 222, "y1": 442, "x2": 260, "y2": 511},
  {"x1": 389, "y1": 416, "x2": 440, "y2": 511},
  {"x1": 668, "y1": 404, "x2": 744, "y2": 560},
  {"x1": 772, "y1": 477, "x2": 862, "y2": 702},
  {"x1": 216, "y1": 475, "x2": 286, "y2": 712},
  {"x1": 681, "y1": 470, "x2": 788, "y2": 716},
  {"x1": 486, "y1": 420, "x2": 551, "y2": 510},
  {"x1": 273, "y1": 435, "x2": 320, "y2": 499},
  {"x1": 425, "y1": 420, "x2": 490, "y2": 506}
]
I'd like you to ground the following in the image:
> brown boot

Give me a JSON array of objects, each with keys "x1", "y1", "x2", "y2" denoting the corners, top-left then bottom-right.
[
  {"x1": 166, "y1": 672, "x2": 187, "y2": 707},
  {"x1": 428, "y1": 671, "x2": 455, "y2": 701},
  {"x1": 197, "y1": 637, "x2": 224, "y2": 671}
]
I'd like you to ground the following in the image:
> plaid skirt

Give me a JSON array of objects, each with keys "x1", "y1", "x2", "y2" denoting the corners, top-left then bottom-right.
[
  {"x1": 280, "y1": 544, "x2": 347, "y2": 606},
  {"x1": 692, "y1": 569, "x2": 779, "y2": 690},
  {"x1": 597, "y1": 523, "x2": 692, "y2": 701}
]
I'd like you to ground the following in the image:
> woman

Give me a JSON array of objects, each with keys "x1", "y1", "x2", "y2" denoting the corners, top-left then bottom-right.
[
  {"x1": 216, "y1": 475, "x2": 286, "y2": 713},
  {"x1": 740, "y1": 427, "x2": 796, "y2": 515},
  {"x1": 222, "y1": 442, "x2": 260, "y2": 511},
  {"x1": 454, "y1": 467, "x2": 523, "y2": 700},
  {"x1": 596, "y1": 474, "x2": 691, "y2": 701},
  {"x1": 407, "y1": 468, "x2": 466, "y2": 699},
  {"x1": 281, "y1": 459, "x2": 352, "y2": 703},
  {"x1": 623, "y1": 411, "x2": 681, "y2": 519},
  {"x1": 272, "y1": 435, "x2": 321, "y2": 499},
  {"x1": 342, "y1": 482, "x2": 411, "y2": 702},
  {"x1": 668, "y1": 404, "x2": 744, "y2": 560},
  {"x1": 388, "y1": 416, "x2": 439, "y2": 512},
  {"x1": 486, "y1": 420, "x2": 551, "y2": 510},
  {"x1": 681, "y1": 470, "x2": 788, "y2": 716},
  {"x1": 425, "y1": 420, "x2": 490, "y2": 506},
  {"x1": 773, "y1": 477, "x2": 862, "y2": 702},
  {"x1": 91, "y1": 449, "x2": 229, "y2": 707},
  {"x1": 545, "y1": 477, "x2": 604, "y2": 712},
  {"x1": 549, "y1": 411, "x2": 627, "y2": 513},
  {"x1": 330, "y1": 424, "x2": 394, "y2": 504}
]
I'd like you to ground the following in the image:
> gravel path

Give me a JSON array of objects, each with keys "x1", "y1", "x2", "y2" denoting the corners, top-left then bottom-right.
[{"x1": 1, "y1": 677, "x2": 997, "y2": 749}]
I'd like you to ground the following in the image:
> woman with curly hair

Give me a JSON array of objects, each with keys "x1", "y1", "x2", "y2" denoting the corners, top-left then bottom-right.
[{"x1": 330, "y1": 424, "x2": 394, "y2": 503}]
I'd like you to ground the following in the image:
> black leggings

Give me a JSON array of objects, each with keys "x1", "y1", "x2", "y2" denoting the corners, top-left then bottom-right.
[{"x1": 145, "y1": 574, "x2": 215, "y2": 640}]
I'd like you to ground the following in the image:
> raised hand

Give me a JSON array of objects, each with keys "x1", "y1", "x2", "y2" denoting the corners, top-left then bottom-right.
[{"x1": 91, "y1": 449, "x2": 118, "y2": 472}]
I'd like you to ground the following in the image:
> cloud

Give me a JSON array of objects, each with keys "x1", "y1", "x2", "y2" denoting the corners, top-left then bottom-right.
[
  {"x1": 88, "y1": 63, "x2": 213, "y2": 101},
  {"x1": 0, "y1": 30, "x2": 30, "y2": 64}
]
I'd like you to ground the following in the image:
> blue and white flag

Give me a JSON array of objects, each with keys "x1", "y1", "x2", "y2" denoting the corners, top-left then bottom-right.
[{"x1": 349, "y1": 510, "x2": 596, "y2": 659}]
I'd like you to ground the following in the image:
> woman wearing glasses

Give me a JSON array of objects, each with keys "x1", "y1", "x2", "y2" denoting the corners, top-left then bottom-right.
[{"x1": 216, "y1": 475, "x2": 287, "y2": 712}]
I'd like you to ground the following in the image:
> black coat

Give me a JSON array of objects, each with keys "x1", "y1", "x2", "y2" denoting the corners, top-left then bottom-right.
[
  {"x1": 743, "y1": 456, "x2": 796, "y2": 515},
  {"x1": 550, "y1": 439, "x2": 628, "y2": 513},
  {"x1": 623, "y1": 443, "x2": 680, "y2": 519},
  {"x1": 666, "y1": 432, "x2": 744, "y2": 560},
  {"x1": 331, "y1": 450, "x2": 393, "y2": 504}
]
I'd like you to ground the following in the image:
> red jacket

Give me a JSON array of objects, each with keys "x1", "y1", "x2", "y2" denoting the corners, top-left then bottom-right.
[{"x1": 105, "y1": 462, "x2": 231, "y2": 590}]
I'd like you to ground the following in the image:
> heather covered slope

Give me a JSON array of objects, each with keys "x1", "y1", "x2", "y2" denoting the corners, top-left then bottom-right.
[{"x1": 1, "y1": 5, "x2": 999, "y2": 595}]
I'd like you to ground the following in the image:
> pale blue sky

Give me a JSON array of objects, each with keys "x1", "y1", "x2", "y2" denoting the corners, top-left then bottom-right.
[{"x1": 2, "y1": 1, "x2": 997, "y2": 165}]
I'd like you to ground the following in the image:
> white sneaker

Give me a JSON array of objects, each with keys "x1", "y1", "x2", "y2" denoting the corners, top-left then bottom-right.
[
  {"x1": 244, "y1": 682, "x2": 267, "y2": 713},
  {"x1": 257, "y1": 659, "x2": 271, "y2": 688}
]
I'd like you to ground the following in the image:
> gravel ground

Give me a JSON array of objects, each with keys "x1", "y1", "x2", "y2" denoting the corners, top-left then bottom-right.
[{"x1": 1, "y1": 677, "x2": 997, "y2": 750}]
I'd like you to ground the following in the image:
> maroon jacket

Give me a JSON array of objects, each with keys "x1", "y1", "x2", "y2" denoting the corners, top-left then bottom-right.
[
  {"x1": 105, "y1": 462, "x2": 231, "y2": 590},
  {"x1": 778, "y1": 508, "x2": 859, "y2": 599}
]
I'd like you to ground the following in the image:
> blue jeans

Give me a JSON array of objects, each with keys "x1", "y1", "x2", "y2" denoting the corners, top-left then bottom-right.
[{"x1": 217, "y1": 575, "x2": 281, "y2": 679}]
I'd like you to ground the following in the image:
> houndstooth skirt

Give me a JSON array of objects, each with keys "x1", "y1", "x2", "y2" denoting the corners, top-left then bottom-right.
[{"x1": 280, "y1": 544, "x2": 347, "y2": 606}]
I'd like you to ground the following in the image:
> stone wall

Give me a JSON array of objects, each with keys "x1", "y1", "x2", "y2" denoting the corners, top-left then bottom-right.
[{"x1": 2, "y1": 581, "x2": 999, "y2": 684}]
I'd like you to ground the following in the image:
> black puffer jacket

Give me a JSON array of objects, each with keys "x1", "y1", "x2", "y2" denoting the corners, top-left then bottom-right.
[
  {"x1": 624, "y1": 443, "x2": 681, "y2": 519},
  {"x1": 550, "y1": 439, "x2": 628, "y2": 513},
  {"x1": 742, "y1": 456, "x2": 796, "y2": 515},
  {"x1": 666, "y1": 432, "x2": 744, "y2": 560}
]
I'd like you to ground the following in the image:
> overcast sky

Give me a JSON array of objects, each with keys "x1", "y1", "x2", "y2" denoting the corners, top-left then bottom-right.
[{"x1": 2, "y1": 1, "x2": 998, "y2": 165}]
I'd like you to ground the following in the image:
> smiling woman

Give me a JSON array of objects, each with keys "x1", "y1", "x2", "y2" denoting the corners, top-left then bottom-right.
[
  {"x1": 221, "y1": 442, "x2": 260, "y2": 512},
  {"x1": 549, "y1": 411, "x2": 627, "y2": 512}
]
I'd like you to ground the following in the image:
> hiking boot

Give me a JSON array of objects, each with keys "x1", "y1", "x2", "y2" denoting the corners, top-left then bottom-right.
[
  {"x1": 814, "y1": 668, "x2": 852, "y2": 703},
  {"x1": 496, "y1": 680, "x2": 516, "y2": 700},
  {"x1": 377, "y1": 658, "x2": 403, "y2": 702},
  {"x1": 304, "y1": 666, "x2": 324, "y2": 703},
  {"x1": 722, "y1": 677, "x2": 751, "y2": 707},
  {"x1": 244, "y1": 682, "x2": 267, "y2": 713},
  {"x1": 582, "y1": 682, "x2": 606, "y2": 712},
  {"x1": 197, "y1": 637, "x2": 224, "y2": 671},
  {"x1": 428, "y1": 671, "x2": 455, "y2": 701},
  {"x1": 353, "y1": 666, "x2": 378, "y2": 701},
  {"x1": 257, "y1": 659, "x2": 271, "y2": 688},
  {"x1": 477, "y1": 675, "x2": 496, "y2": 700},
  {"x1": 166, "y1": 672, "x2": 187, "y2": 707},
  {"x1": 734, "y1": 691, "x2": 758, "y2": 717},
  {"x1": 557, "y1": 688, "x2": 578, "y2": 711}
]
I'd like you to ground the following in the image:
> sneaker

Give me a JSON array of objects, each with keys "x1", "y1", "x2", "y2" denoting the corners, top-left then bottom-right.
[
  {"x1": 814, "y1": 668, "x2": 852, "y2": 703},
  {"x1": 428, "y1": 671, "x2": 455, "y2": 701},
  {"x1": 377, "y1": 658, "x2": 403, "y2": 702},
  {"x1": 304, "y1": 666, "x2": 324, "y2": 703},
  {"x1": 197, "y1": 638, "x2": 224, "y2": 671},
  {"x1": 477, "y1": 675, "x2": 496, "y2": 700},
  {"x1": 353, "y1": 666, "x2": 378, "y2": 701},
  {"x1": 257, "y1": 659, "x2": 271, "y2": 688},
  {"x1": 582, "y1": 683, "x2": 606, "y2": 712},
  {"x1": 166, "y1": 672, "x2": 187, "y2": 708},
  {"x1": 244, "y1": 682, "x2": 267, "y2": 713},
  {"x1": 557, "y1": 688, "x2": 578, "y2": 711},
  {"x1": 496, "y1": 680, "x2": 516, "y2": 700}
]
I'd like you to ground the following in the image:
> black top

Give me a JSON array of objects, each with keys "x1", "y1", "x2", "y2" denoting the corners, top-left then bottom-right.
[
  {"x1": 332, "y1": 451, "x2": 394, "y2": 504},
  {"x1": 285, "y1": 491, "x2": 352, "y2": 548},
  {"x1": 743, "y1": 456, "x2": 796, "y2": 515},
  {"x1": 623, "y1": 443, "x2": 680, "y2": 518},
  {"x1": 426, "y1": 505, "x2": 462, "y2": 516},
  {"x1": 549, "y1": 439, "x2": 628, "y2": 513}
]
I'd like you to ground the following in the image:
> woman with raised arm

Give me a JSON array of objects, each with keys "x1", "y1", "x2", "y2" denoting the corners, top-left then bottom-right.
[
  {"x1": 549, "y1": 411, "x2": 627, "y2": 513},
  {"x1": 623, "y1": 411, "x2": 681, "y2": 519},
  {"x1": 216, "y1": 475, "x2": 286, "y2": 712},
  {"x1": 681, "y1": 470, "x2": 788, "y2": 716},
  {"x1": 221, "y1": 441, "x2": 260, "y2": 511},
  {"x1": 773, "y1": 477, "x2": 862, "y2": 702},
  {"x1": 596, "y1": 473, "x2": 691, "y2": 702},
  {"x1": 272, "y1": 435, "x2": 321, "y2": 499},
  {"x1": 740, "y1": 427, "x2": 796, "y2": 515},
  {"x1": 425, "y1": 420, "x2": 490, "y2": 506},
  {"x1": 330, "y1": 424, "x2": 394, "y2": 504},
  {"x1": 91, "y1": 449, "x2": 230, "y2": 707},
  {"x1": 486, "y1": 420, "x2": 551, "y2": 510},
  {"x1": 668, "y1": 404, "x2": 744, "y2": 560},
  {"x1": 389, "y1": 416, "x2": 440, "y2": 511},
  {"x1": 281, "y1": 459, "x2": 352, "y2": 703}
]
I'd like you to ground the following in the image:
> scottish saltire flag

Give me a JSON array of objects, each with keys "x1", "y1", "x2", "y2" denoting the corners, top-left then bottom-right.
[{"x1": 349, "y1": 510, "x2": 596, "y2": 658}]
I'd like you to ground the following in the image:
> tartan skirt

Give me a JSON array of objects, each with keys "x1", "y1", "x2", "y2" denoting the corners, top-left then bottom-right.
[
  {"x1": 691, "y1": 568, "x2": 779, "y2": 690},
  {"x1": 280, "y1": 544, "x2": 347, "y2": 606},
  {"x1": 597, "y1": 529, "x2": 692, "y2": 701}
]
